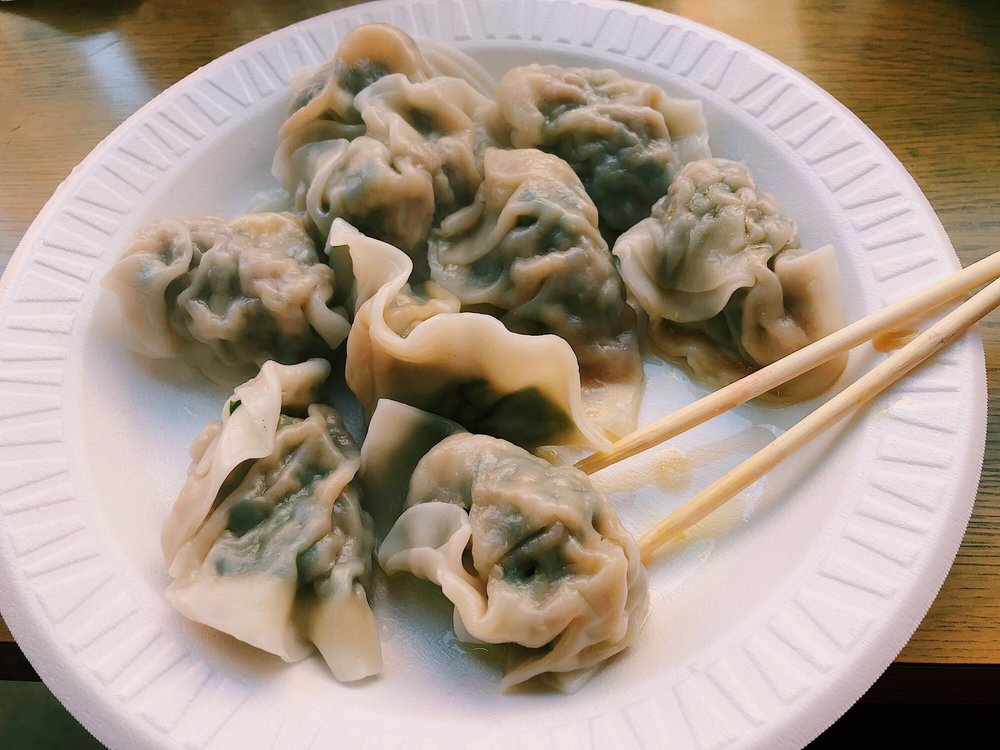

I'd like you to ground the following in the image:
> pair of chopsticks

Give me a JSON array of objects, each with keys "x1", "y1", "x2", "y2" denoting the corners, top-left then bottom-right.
[{"x1": 574, "y1": 252, "x2": 1000, "y2": 563}]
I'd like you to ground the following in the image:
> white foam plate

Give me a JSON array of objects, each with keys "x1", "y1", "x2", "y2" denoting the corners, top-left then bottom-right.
[{"x1": 0, "y1": 1, "x2": 985, "y2": 748}]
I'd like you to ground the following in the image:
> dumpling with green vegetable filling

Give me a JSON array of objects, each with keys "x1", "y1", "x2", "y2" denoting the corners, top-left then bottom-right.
[
  {"x1": 278, "y1": 23, "x2": 436, "y2": 146},
  {"x1": 428, "y1": 148, "x2": 643, "y2": 437},
  {"x1": 278, "y1": 22, "x2": 494, "y2": 146},
  {"x1": 613, "y1": 158, "x2": 846, "y2": 400},
  {"x1": 164, "y1": 359, "x2": 381, "y2": 682},
  {"x1": 274, "y1": 73, "x2": 500, "y2": 268},
  {"x1": 340, "y1": 222, "x2": 618, "y2": 452},
  {"x1": 102, "y1": 212, "x2": 350, "y2": 384},
  {"x1": 379, "y1": 432, "x2": 649, "y2": 692},
  {"x1": 356, "y1": 74, "x2": 498, "y2": 221},
  {"x1": 274, "y1": 134, "x2": 437, "y2": 260},
  {"x1": 274, "y1": 23, "x2": 498, "y2": 258},
  {"x1": 494, "y1": 64, "x2": 711, "y2": 233}
]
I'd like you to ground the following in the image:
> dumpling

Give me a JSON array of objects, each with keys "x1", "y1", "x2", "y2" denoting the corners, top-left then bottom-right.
[
  {"x1": 379, "y1": 432, "x2": 649, "y2": 692},
  {"x1": 278, "y1": 23, "x2": 437, "y2": 145},
  {"x1": 408, "y1": 36, "x2": 497, "y2": 98},
  {"x1": 274, "y1": 135, "x2": 437, "y2": 259},
  {"x1": 274, "y1": 23, "x2": 499, "y2": 260},
  {"x1": 279, "y1": 23, "x2": 494, "y2": 145},
  {"x1": 428, "y1": 148, "x2": 643, "y2": 434},
  {"x1": 275, "y1": 74, "x2": 499, "y2": 266},
  {"x1": 613, "y1": 158, "x2": 846, "y2": 400},
  {"x1": 163, "y1": 360, "x2": 381, "y2": 682},
  {"x1": 357, "y1": 399, "x2": 464, "y2": 536},
  {"x1": 339, "y1": 223, "x2": 619, "y2": 451},
  {"x1": 356, "y1": 74, "x2": 497, "y2": 222},
  {"x1": 494, "y1": 64, "x2": 711, "y2": 232},
  {"x1": 102, "y1": 212, "x2": 349, "y2": 384}
]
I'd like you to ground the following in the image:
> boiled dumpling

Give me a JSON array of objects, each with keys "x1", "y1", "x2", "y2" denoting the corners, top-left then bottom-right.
[
  {"x1": 164, "y1": 360, "x2": 381, "y2": 682},
  {"x1": 357, "y1": 74, "x2": 497, "y2": 221},
  {"x1": 428, "y1": 148, "x2": 643, "y2": 435},
  {"x1": 613, "y1": 158, "x2": 846, "y2": 399},
  {"x1": 278, "y1": 23, "x2": 438, "y2": 145},
  {"x1": 274, "y1": 23, "x2": 498, "y2": 261},
  {"x1": 494, "y1": 64, "x2": 711, "y2": 232},
  {"x1": 357, "y1": 399, "x2": 464, "y2": 536},
  {"x1": 103, "y1": 212, "x2": 349, "y2": 384},
  {"x1": 340, "y1": 223, "x2": 619, "y2": 451},
  {"x1": 379, "y1": 432, "x2": 649, "y2": 692},
  {"x1": 274, "y1": 135, "x2": 437, "y2": 258},
  {"x1": 279, "y1": 23, "x2": 494, "y2": 145},
  {"x1": 274, "y1": 74, "x2": 499, "y2": 265}
]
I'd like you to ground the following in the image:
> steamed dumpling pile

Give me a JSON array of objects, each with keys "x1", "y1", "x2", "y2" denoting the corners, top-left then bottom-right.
[
  {"x1": 103, "y1": 212, "x2": 350, "y2": 383},
  {"x1": 494, "y1": 64, "x2": 711, "y2": 232},
  {"x1": 163, "y1": 360, "x2": 381, "y2": 682},
  {"x1": 100, "y1": 21, "x2": 851, "y2": 695},
  {"x1": 379, "y1": 432, "x2": 649, "y2": 692},
  {"x1": 614, "y1": 158, "x2": 846, "y2": 400}
]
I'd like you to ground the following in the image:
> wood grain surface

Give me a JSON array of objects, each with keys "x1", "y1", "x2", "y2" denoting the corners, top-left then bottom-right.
[{"x1": 0, "y1": 0, "x2": 997, "y2": 679}]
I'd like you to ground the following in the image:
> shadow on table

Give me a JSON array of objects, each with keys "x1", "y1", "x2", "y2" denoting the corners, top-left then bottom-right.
[
  {"x1": 1, "y1": 664, "x2": 997, "y2": 748},
  {"x1": 0, "y1": 682, "x2": 103, "y2": 749},
  {"x1": 810, "y1": 704, "x2": 995, "y2": 747},
  {"x1": 0, "y1": 0, "x2": 143, "y2": 35}
]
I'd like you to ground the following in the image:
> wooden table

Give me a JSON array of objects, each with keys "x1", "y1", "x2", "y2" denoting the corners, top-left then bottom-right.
[{"x1": 1, "y1": 0, "x2": 998, "y2": 742}]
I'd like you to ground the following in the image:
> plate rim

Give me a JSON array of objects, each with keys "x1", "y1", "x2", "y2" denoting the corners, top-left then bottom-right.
[{"x1": 0, "y1": 0, "x2": 986, "y2": 748}]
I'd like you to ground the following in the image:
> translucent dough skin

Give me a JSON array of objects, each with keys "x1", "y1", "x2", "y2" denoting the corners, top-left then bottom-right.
[
  {"x1": 275, "y1": 134, "x2": 437, "y2": 258},
  {"x1": 429, "y1": 148, "x2": 643, "y2": 400},
  {"x1": 279, "y1": 23, "x2": 496, "y2": 144},
  {"x1": 274, "y1": 24, "x2": 500, "y2": 263},
  {"x1": 379, "y1": 434, "x2": 649, "y2": 692},
  {"x1": 357, "y1": 399, "x2": 465, "y2": 536},
  {"x1": 494, "y1": 64, "x2": 711, "y2": 232},
  {"x1": 342, "y1": 224, "x2": 615, "y2": 451},
  {"x1": 278, "y1": 23, "x2": 436, "y2": 144},
  {"x1": 102, "y1": 212, "x2": 349, "y2": 384},
  {"x1": 165, "y1": 361, "x2": 381, "y2": 683},
  {"x1": 614, "y1": 158, "x2": 847, "y2": 400},
  {"x1": 274, "y1": 75, "x2": 498, "y2": 265},
  {"x1": 355, "y1": 74, "x2": 494, "y2": 221}
]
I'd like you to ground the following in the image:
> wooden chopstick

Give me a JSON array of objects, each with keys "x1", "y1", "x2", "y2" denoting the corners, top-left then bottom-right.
[
  {"x1": 576, "y1": 252, "x2": 1000, "y2": 475},
  {"x1": 637, "y1": 273, "x2": 1000, "y2": 563}
]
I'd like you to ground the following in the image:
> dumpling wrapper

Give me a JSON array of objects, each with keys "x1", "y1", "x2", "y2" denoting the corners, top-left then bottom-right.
[
  {"x1": 338, "y1": 223, "x2": 619, "y2": 451},
  {"x1": 278, "y1": 23, "x2": 437, "y2": 144},
  {"x1": 163, "y1": 360, "x2": 381, "y2": 682},
  {"x1": 494, "y1": 64, "x2": 711, "y2": 232},
  {"x1": 274, "y1": 23, "x2": 499, "y2": 260},
  {"x1": 358, "y1": 398, "x2": 465, "y2": 536},
  {"x1": 379, "y1": 433, "x2": 649, "y2": 692},
  {"x1": 275, "y1": 74, "x2": 499, "y2": 265},
  {"x1": 614, "y1": 158, "x2": 846, "y2": 400},
  {"x1": 274, "y1": 134, "x2": 437, "y2": 258},
  {"x1": 428, "y1": 148, "x2": 644, "y2": 425},
  {"x1": 162, "y1": 358, "x2": 332, "y2": 566},
  {"x1": 278, "y1": 23, "x2": 494, "y2": 144},
  {"x1": 102, "y1": 213, "x2": 349, "y2": 384}
]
